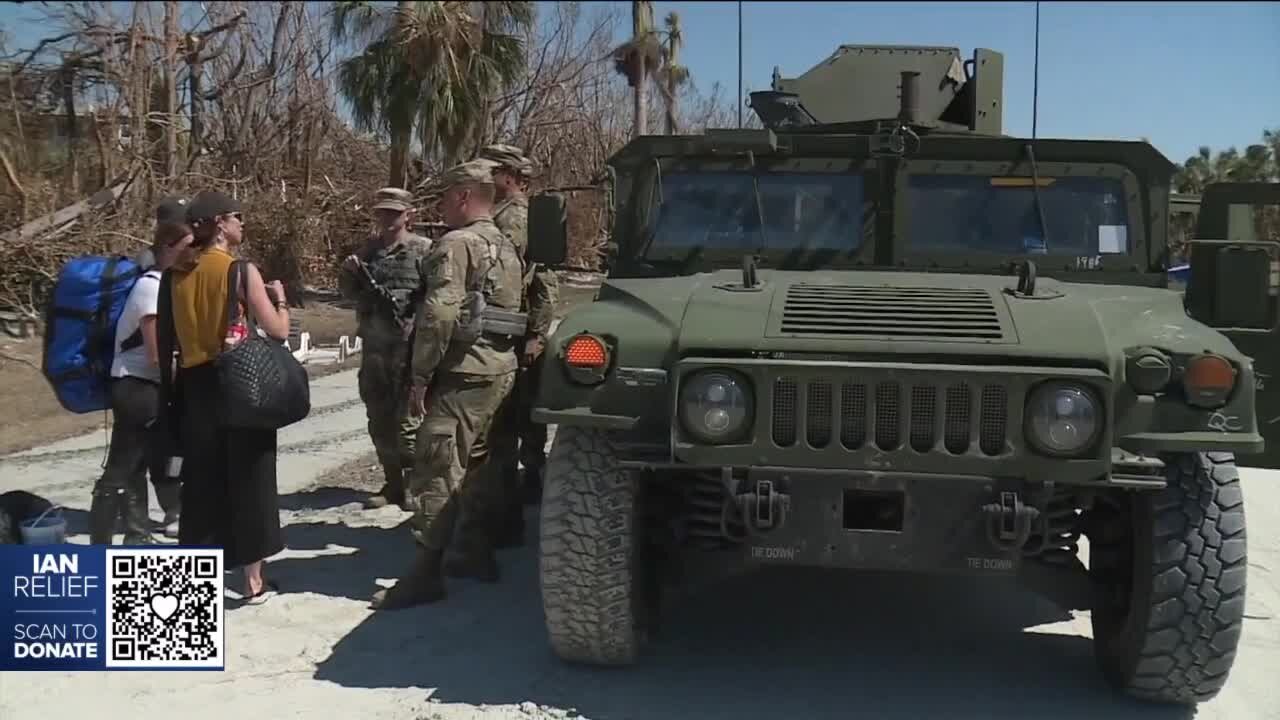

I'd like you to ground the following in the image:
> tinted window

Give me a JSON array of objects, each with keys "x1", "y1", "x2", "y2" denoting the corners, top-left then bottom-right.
[
  {"x1": 646, "y1": 172, "x2": 864, "y2": 254},
  {"x1": 906, "y1": 175, "x2": 1131, "y2": 256}
]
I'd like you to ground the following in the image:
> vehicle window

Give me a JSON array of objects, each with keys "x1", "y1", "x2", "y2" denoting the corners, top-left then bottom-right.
[
  {"x1": 646, "y1": 171, "x2": 864, "y2": 254},
  {"x1": 906, "y1": 175, "x2": 1132, "y2": 256},
  {"x1": 1228, "y1": 202, "x2": 1280, "y2": 242}
]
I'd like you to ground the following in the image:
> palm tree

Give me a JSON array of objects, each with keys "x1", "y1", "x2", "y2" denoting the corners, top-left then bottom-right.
[
  {"x1": 332, "y1": 1, "x2": 533, "y2": 188},
  {"x1": 658, "y1": 11, "x2": 689, "y2": 135},
  {"x1": 611, "y1": 1, "x2": 661, "y2": 137}
]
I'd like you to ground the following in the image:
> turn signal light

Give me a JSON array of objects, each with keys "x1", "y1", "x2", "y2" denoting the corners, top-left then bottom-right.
[
  {"x1": 565, "y1": 334, "x2": 608, "y2": 368},
  {"x1": 1182, "y1": 353, "x2": 1236, "y2": 408}
]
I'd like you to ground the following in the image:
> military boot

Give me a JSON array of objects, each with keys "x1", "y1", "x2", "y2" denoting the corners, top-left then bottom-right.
[
  {"x1": 444, "y1": 524, "x2": 501, "y2": 583},
  {"x1": 493, "y1": 499, "x2": 525, "y2": 549},
  {"x1": 364, "y1": 465, "x2": 407, "y2": 509},
  {"x1": 371, "y1": 547, "x2": 446, "y2": 610}
]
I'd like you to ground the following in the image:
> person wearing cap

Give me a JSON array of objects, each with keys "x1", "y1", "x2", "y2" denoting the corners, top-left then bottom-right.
[
  {"x1": 156, "y1": 189, "x2": 292, "y2": 605},
  {"x1": 477, "y1": 144, "x2": 561, "y2": 548},
  {"x1": 87, "y1": 203, "x2": 195, "y2": 545},
  {"x1": 338, "y1": 187, "x2": 432, "y2": 510},
  {"x1": 372, "y1": 159, "x2": 525, "y2": 610}
]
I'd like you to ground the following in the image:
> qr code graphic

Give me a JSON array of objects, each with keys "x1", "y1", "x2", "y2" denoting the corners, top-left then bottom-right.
[{"x1": 104, "y1": 548, "x2": 224, "y2": 669}]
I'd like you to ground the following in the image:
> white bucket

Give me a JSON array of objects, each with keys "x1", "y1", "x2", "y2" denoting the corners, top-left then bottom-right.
[{"x1": 19, "y1": 505, "x2": 67, "y2": 545}]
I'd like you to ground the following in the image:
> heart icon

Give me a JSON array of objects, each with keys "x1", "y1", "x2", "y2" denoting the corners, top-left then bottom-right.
[{"x1": 150, "y1": 594, "x2": 179, "y2": 621}]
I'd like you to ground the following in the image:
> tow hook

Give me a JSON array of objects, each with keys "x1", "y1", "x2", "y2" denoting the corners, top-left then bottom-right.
[
  {"x1": 735, "y1": 480, "x2": 791, "y2": 536},
  {"x1": 980, "y1": 491, "x2": 1039, "y2": 552}
]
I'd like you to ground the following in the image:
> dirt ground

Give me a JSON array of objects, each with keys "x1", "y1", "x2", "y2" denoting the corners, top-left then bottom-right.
[{"x1": 0, "y1": 298, "x2": 359, "y2": 455}]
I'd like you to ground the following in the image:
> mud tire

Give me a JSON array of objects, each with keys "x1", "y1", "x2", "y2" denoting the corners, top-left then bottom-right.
[
  {"x1": 538, "y1": 426, "x2": 645, "y2": 665},
  {"x1": 1091, "y1": 452, "x2": 1248, "y2": 704}
]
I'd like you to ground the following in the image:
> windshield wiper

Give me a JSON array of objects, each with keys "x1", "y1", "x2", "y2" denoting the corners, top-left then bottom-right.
[
  {"x1": 1024, "y1": 143, "x2": 1051, "y2": 251},
  {"x1": 747, "y1": 151, "x2": 769, "y2": 253}
]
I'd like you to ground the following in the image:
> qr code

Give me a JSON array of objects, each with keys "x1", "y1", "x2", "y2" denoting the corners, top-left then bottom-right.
[{"x1": 104, "y1": 548, "x2": 224, "y2": 669}]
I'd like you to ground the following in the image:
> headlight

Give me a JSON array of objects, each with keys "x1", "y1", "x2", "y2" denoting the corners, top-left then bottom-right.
[
  {"x1": 1025, "y1": 383, "x2": 1101, "y2": 456},
  {"x1": 679, "y1": 370, "x2": 753, "y2": 444}
]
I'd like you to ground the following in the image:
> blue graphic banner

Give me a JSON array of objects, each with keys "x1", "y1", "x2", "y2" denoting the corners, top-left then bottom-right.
[{"x1": 0, "y1": 544, "x2": 225, "y2": 671}]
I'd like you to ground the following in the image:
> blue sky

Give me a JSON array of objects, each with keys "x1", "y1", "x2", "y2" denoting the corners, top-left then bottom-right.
[
  {"x1": 3, "y1": 1, "x2": 1276, "y2": 166},
  {"x1": 620, "y1": 0, "x2": 1279, "y2": 164}
]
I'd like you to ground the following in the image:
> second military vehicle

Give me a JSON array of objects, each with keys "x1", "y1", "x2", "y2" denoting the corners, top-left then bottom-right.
[{"x1": 525, "y1": 45, "x2": 1280, "y2": 706}]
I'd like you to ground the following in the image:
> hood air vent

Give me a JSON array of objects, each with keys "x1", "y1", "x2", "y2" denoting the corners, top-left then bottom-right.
[{"x1": 779, "y1": 284, "x2": 1009, "y2": 341}]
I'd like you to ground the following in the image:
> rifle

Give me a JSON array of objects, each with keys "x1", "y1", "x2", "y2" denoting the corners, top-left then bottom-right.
[{"x1": 352, "y1": 259, "x2": 415, "y2": 341}]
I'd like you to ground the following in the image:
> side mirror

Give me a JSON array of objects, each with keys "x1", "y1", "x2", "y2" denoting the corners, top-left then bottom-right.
[
  {"x1": 528, "y1": 192, "x2": 568, "y2": 266},
  {"x1": 1185, "y1": 239, "x2": 1280, "y2": 333}
]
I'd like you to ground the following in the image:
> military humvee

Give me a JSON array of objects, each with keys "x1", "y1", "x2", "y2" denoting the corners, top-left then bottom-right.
[{"x1": 524, "y1": 45, "x2": 1280, "y2": 706}]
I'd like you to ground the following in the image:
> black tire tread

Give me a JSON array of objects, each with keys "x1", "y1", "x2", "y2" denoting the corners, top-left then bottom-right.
[
  {"x1": 538, "y1": 426, "x2": 640, "y2": 665},
  {"x1": 1121, "y1": 451, "x2": 1248, "y2": 704}
]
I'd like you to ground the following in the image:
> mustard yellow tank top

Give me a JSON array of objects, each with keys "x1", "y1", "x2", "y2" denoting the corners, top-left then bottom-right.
[{"x1": 169, "y1": 247, "x2": 239, "y2": 368}]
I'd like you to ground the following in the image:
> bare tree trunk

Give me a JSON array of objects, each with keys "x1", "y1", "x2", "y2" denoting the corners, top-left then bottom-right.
[
  {"x1": 0, "y1": 144, "x2": 26, "y2": 221},
  {"x1": 186, "y1": 38, "x2": 203, "y2": 163},
  {"x1": 59, "y1": 63, "x2": 80, "y2": 193},
  {"x1": 163, "y1": 0, "x2": 179, "y2": 179}
]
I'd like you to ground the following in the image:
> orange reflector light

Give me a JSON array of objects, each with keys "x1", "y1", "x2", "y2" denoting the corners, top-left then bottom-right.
[
  {"x1": 1183, "y1": 354, "x2": 1236, "y2": 404},
  {"x1": 565, "y1": 335, "x2": 608, "y2": 368}
]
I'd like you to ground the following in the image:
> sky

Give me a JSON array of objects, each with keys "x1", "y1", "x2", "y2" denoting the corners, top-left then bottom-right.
[{"x1": 2, "y1": 1, "x2": 1277, "y2": 166}]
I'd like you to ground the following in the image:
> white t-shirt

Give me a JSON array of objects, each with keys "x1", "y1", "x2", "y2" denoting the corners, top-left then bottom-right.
[{"x1": 111, "y1": 269, "x2": 162, "y2": 382}]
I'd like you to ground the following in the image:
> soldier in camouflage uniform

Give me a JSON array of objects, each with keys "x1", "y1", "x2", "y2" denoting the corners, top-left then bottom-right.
[
  {"x1": 478, "y1": 144, "x2": 559, "y2": 549},
  {"x1": 372, "y1": 159, "x2": 526, "y2": 611},
  {"x1": 338, "y1": 187, "x2": 433, "y2": 510}
]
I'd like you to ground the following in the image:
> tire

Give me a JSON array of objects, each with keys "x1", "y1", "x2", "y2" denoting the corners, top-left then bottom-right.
[
  {"x1": 538, "y1": 425, "x2": 646, "y2": 665},
  {"x1": 1090, "y1": 451, "x2": 1248, "y2": 704}
]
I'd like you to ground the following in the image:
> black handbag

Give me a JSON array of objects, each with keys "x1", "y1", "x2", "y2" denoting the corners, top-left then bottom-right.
[{"x1": 213, "y1": 261, "x2": 311, "y2": 430}]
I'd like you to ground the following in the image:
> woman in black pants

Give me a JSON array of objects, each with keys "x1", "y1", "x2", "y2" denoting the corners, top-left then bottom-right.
[
  {"x1": 89, "y1": 220, "x2": 194, "y2": 544},
  {"x1": 158, "y1": 190, "x2": 291, "y2": 604}
]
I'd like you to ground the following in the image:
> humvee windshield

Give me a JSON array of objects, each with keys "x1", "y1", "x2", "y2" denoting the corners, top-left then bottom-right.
[
  {"x1": 644, "y1": 171, "x2": 865, "y2": 255},
  {"x1": 906, "y1": 175, "x2": 1131, "y2": 256}
]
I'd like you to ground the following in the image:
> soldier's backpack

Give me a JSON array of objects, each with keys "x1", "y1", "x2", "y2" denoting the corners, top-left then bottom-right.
[{"x1": 41, "y1": 255, "x2": 146, "y2": 414}]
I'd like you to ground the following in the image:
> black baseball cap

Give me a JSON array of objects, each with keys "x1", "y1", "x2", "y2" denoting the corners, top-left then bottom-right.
[
  {"x1": 155, "y1": 196, "x2": 188, "y2": 224},
  {"x1": 185, "y1": 190, "x2": 243, "y2": 224}
]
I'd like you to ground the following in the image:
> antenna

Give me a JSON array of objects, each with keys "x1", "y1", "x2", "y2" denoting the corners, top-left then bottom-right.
[
  {"x1": 737, "y1": 1, "x2": 744, "y2": 128},
  {"x1": 1032, "y1": 0, "x2": 1040, "y2": 139}
]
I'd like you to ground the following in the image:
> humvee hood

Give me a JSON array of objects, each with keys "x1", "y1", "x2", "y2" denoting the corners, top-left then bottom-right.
[{"x1": 600, "y1": 270, "x2": 1236, "y2": 369}]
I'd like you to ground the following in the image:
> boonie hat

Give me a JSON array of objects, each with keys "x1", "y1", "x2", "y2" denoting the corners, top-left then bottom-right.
[{"x1": 371, "y1": 187, "x2": 414, "y2": 212}]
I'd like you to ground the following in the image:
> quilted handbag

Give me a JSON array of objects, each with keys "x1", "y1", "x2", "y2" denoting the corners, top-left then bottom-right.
[{"x1": 214, "y1": 261, "x2": 311, "y2": 430}]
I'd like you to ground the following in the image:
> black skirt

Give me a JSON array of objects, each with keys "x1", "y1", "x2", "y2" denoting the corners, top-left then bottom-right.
[{"x1": 175, "y1": 361, "x2": 283, "y2": 568}]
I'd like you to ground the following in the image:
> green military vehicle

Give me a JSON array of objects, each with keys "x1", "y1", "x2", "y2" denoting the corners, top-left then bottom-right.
[{"x1": 524, "y1": 45, "x2": 1280, "y2": 706}]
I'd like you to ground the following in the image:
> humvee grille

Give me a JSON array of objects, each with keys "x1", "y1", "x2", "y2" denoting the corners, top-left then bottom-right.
[
  {"x1": 779, "y1": 284, "x2": 1007, "y2": 341},
  {"x1": 771, "y1": 376, "x2": 1009, "y2": 457}
]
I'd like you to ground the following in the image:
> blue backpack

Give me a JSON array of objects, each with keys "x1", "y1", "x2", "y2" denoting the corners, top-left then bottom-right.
[{"x1": 41, "y1": 255, "x2": 147, "y2": 414}]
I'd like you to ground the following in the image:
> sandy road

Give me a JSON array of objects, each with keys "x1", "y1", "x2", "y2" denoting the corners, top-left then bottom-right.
[{"x1": 0, "y1": 367, "x2": 1277, "y2": 720}]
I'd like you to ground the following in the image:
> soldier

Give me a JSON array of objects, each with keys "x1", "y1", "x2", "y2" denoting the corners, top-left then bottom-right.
[
  {"x1": 338, "y1": 187, "x2": 432, "y2": 510},
  {"x1": 372, "y1": 159, "x2": 526, "y2": 611},
  {"x1": 478, "y1": 144, "x2": 560, "y2": 549}
]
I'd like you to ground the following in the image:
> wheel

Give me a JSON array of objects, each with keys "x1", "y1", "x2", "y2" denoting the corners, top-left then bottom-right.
[
  {"x1": 538, "y1": 425, "x2": 648, "y2": 665},
  {"x1": 1089, "y1": 451, "x2": 1248, "y2": 704}
]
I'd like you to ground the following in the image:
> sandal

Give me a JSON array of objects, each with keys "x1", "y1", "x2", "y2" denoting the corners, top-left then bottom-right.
[{"x1": 244, "y1": 580, "x2": 280, "y2": 605}]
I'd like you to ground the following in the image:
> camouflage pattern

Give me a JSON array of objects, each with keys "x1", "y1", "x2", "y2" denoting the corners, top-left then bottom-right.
[
  {"x1": 405, "y1": 370, "x2": 515, "y2": 549},
  {"x1": 339, "y1": 231, "x2": 433, "y2": 494},
  {"x1": 407, "y1": 209, "x2": 525, "y2": 550}
]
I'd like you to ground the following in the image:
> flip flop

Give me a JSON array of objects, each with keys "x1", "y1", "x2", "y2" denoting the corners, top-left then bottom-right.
[{"x1": 244, "y1": 580, "x2": 280, "y2": 606}]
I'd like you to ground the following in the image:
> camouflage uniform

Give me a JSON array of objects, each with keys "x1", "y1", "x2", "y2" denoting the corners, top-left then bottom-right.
[
  {"x1": 338, "y1": 187, "x2": 432, "y2": 509},
  {"x1": 373, "y1": 160, "x2": 525, "y2": 610},
  {"x1": 479, "y1": 144, "x2": 560, "y2": 547}
]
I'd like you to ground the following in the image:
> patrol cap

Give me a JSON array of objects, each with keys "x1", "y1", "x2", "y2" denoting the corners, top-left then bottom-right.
[
  {"x1": 435, "y1": 158, "x2": 499, "y2": 192},
  {"x1": 155, "y1": 196, "x2": 188, "y2": 224},
  {"x1": 185, "y1": 190, "x2": 242, "y2": 224},
  {"x1": 479, "y1": 143, "x2": 534, "y2": 177},
  {"x1": 371, "y1": 187, "x2": 414, "y2": 212}
]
